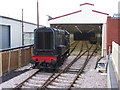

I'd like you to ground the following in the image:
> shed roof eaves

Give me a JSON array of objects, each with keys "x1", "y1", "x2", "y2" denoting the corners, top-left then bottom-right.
[{"x1": 48, "y1": 10, "x2": 82, "y2": 21}]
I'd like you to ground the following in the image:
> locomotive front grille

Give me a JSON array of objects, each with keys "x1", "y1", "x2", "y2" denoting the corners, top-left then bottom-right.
[{"x1": 35, "y1": 32, "x2": 53, "y2": 50}]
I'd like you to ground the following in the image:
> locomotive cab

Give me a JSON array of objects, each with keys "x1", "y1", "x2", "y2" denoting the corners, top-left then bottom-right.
[{"x1": 34, "y1": 27, "x2": 55, "y2": 54}]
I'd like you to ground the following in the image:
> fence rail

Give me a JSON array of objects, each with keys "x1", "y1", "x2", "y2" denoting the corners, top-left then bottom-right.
[
  {"x1": 0, "y1": 45, "x2": 33, "y2": 76},
  {"x1": 0, "y1": 44, "x2": 33, "y2": 52}
]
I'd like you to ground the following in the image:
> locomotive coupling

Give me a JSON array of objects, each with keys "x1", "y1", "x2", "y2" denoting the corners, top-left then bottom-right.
[
  {"x1": 30, "y1": 59, "x2": 35, "y2": 64},
  {"x1": 51, "y1": 59, "x2": 57, "y2": 65}
]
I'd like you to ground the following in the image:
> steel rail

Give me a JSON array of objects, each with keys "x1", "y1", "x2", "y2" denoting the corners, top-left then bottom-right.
[
  {"x1": 68, "y1": 44, "x2": 98, "y2": 89},
  {"x1": 70, "y1": 41, "x2": 75, "y2": 46},
  {"x1": 12, "y1": 42, "x2": 79, "y2": 89},
  {"x1": 67, "y1": 41, "x2": 80, "y2": 57},
  {"x1": 34, "y1": 41, "x2": 81, "y2": 90},
  {"x1": 70, "y1": 41, "x2": 78, "y2": 46},
  {"x1": 61, "y1": 41, "x2": 79, "y2": 58},
  {"x1": 12, "y1": 42, "x2": 95, "y2": 89},
  {"x1": 13, "y1": 70, "x2": 40, "y2": 89},
  {"x1": 40, "y1": 73, "x2": 55, "y2": 88}
]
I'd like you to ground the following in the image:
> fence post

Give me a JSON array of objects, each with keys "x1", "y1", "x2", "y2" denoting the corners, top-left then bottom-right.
[
  {"x1": 8, "y1": 51, "x2": 11, "y2": 73},
  {"x1": 106, "y1": 46, "x2": 111, "y2": 72},
  {"x1": 31, "y1": 47, "x2": 33, "y2": 56},
  {"x1": 108, "y1": 46, "x2": 111, "y2": 60},
  {"x1": 18, "y1": 49, "x2": 21, "y2": 67},
  {"x1": 0, "y1": 52, "x2": 2, "y2": 77},
  {"x1": 22, "y1": 48, "x2": 26, "y2": 65},
  {"x1": 22, "y1": 48, "x2": 25, "y2": 66}
]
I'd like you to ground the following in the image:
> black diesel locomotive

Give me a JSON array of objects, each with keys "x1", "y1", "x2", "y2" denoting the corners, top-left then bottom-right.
[
  {"x1": 30, "y1": 26, "x2": 70, "y2": 70},
  {"x1": 74, "y1": 32, "x2": 97, "y2": 44}
]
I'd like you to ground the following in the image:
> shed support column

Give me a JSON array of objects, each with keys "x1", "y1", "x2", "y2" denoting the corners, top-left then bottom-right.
[{"x1": 102, "y1": 23, "x2": 106, "y2": 56}]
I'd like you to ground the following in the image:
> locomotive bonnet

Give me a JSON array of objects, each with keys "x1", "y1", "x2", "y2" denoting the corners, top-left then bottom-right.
[{"x1": 30, "y1": 26, "x2": 70, "y2": 70}]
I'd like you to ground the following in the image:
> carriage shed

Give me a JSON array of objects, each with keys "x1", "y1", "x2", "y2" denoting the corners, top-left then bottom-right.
[
  {"x1": 47, "y1": 3, "x2": 109, "y2": 56},
  {"x1": 0, "y1": 15, "x2": 37, "y2": 50}
]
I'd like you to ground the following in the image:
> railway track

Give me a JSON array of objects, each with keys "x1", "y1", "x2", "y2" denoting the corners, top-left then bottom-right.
[
  {"x1": 13, "y1": 41, "x2": 80, "y2": 88},
  {"x1": 40, "y1": 42, "x2": 96, "y2": 89},
  {"x1": 67, "y1": 41, "x2": 79, "y2": 57},
  {"x1": 12, "y1": 41, "x2": 98, "y2": 89}
]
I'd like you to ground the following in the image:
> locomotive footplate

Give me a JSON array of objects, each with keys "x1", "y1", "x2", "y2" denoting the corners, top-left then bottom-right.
[
  {"x1": 32, "y1": 56, "x2": 57, "y2": 63},
  {"x1": 31, "y1": 56, "x2": 57, "y2": 69}
]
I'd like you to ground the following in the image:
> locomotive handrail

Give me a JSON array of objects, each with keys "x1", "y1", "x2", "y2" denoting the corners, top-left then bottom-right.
[
  {"x1": 36, "y1": 49, "x2": 53, "y2": 51},
  {"x1": 0, "y1": 44, "x2": 33, "y2": 52}
]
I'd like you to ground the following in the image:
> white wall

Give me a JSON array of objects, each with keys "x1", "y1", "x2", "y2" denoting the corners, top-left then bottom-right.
[
  {"x1": 48, "y1": 5, "x2": 108, "y2": 24},
  {"x1": 2, "y1": 18, "x2": 22, "y2": 48},
  {"x1": 0, "y1": 24, "x2": 2, "y2": 49},
  {"x1": 0, "y1": 17, "x2": 2, "y2": 24},
  {"x1": 49, "y1": 12, "x2": 107, "y2": 24},
  {"x1": 24, "y1": 23, "x2": 37, "y2": 32},
  {"x1": 112, "y1": 41, "x2": 120, "y2": 80},
  {"x1": 0, "y1": 53, "x2": 2, "y2": 77},
  {"x1": 48, "y1": 5, "x2": 108, "y2": 57},
  {"x1": 102, "y1": 23, "x2": 107, "y2": 56},
  {"x1": 0, "y1": 16, "x2": 37, "y2": 48}
]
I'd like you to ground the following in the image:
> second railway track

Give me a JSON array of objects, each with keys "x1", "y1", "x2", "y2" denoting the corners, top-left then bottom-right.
[{"x1": 13, "y1": 41, "x2": 98, "y2": 89}]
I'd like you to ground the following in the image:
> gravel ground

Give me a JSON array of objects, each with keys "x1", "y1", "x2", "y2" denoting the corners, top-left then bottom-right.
[
  {"x1": 58, "y1": 56, "x2": 107, "y2": 88},
  {"x1": 0, "y1": 69, "x2": 39, "y2": 88},
  {"x1": 0, "y1": 56, "x2": 107, "y2": 88},
  {"x1": 60, "y1": 56, "x2": 86, "y2": 70},
  {"x1": 1, "y1": 64, "x2": 31, "y2": 83},
  {"x1": 74, "y1": 56, "x2": 107, "y2": 88}
]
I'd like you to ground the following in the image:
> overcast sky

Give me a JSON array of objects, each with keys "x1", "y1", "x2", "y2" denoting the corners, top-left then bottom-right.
[{"x1": 0, "y1": 0, "x2": 119, "y2": 25}]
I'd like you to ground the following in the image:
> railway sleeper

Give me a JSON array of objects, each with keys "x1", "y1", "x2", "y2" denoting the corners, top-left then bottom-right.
[
  {"x1": 21, "y1": 85, "x2": 33, "y2": 88},
  {"x1": 54, "y1": 79, "x2": 74, "y2": 83},
  {"x1": 58, "y1": 76, "x2": 75, "y2": 80},
  {"x1": 73, "y1": 84, "x2": 81, "y2": 88},
  {"x1": 60, "y1": 73, "x2": 77, "y2": 76},
  {"x1": 32, "y1": 76, "x2": 49, "y2": 81},
  {"x1": 50, "y1": 82, "x2": 71, "y2": 87},
  {"x1": 27, "y1": 79, "x2": 46, "y2": 84},
  {"x1": 35, "y1": 75, "x2": 50, "y2": 78},
  {"x1": 47, "y1": 85, "x2": 65, "y2": 88},
  {"x1": 23, "y1": 82, "x2": 42, "y2": 88}
]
